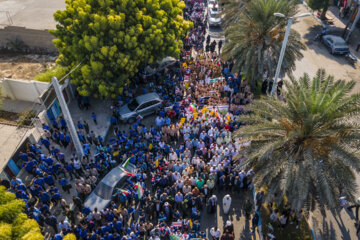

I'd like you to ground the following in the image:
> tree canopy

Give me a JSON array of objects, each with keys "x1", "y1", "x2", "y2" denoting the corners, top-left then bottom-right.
[
  {"x1": 0, "y1": 186, "x2": 43, "y2": 240},
  {"x1": 307, "y1": 0, "x2": 330, "y2": 20},
  {"x1": 235, "y1": 69, "x2": 360, "y2": 211},
  {"x1": 51, "y1": 0, "x2": 192, "y2": 98},
  {"x1": 220, "y1": 0, "x2": 305, "y2": 88}
]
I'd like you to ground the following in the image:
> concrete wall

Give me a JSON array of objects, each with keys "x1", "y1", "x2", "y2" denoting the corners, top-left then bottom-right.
[
  {"x1": 0, "y1": 78, "x2": 50, "y2": 103},
  {"x1": 0, "y1": 26, "x2": 56, "y2": 53}
]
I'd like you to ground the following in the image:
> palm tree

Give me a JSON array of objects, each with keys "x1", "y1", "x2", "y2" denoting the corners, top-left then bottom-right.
[
  {"x1": 218, "y1": 0, "x2": 245, "y2": 29},
  {"x1": 221, "y1": 0, "x2": 305, "y2": 89},
  {"x1": 235, "y1": 69, "x2": 360, "y2": 211}
]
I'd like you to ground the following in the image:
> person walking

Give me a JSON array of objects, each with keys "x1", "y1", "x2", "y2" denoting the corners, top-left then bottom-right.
[
  {"x1": 45, "y1": 214, "x2": 58, "y2": 233},
  {"x1": 222, "y1": 194, "x2": 232, "y2": 214},
  {"x1": 210, "y1": 226, "x2": 221, "y2": 240},
  {"x1": 91, "y1": 112, "x2": 97, "y2": 125},
  {"x1": 251, "y1": 212, "x2": 260, "y2": 234}
]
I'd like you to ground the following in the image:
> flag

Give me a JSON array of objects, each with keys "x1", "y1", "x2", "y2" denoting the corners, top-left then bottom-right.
[
  {"x1": 204, "y1": 111, "x2": 208, "y2": 121},
  {"x1": 170, "y1": 235, "x2": 183, "y2": 240},
  {"x1": 137, "y1": 114, "x2": 143, "y2": 120},
  {"x1": 137, "y1": 182, "x2": 144, "y2": 199},
  {"x1": 125, "y1": 172, "x2": 135, "y2": 177},
  {"x1": 155, "y1": 158, "x2": 159, "y2": 167},
  {"x1": 123, "y1": 155, "x2": 134, "y2": 168},
  {"x1": 117, "y1": 188, "x2": 131, "y2": 196}
]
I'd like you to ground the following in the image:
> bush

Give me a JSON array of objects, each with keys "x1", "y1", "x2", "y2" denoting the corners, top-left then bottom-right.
[
  {"x1": 34, "y1": 66, "x2": 67, "y2": 83},
  {"x1": 17, "y1": 110, "x2": 36, "y2": 126}
]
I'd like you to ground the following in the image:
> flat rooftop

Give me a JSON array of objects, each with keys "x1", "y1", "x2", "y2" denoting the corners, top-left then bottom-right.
[
  {"x1": 0, "y1": 123, "x2": 31, "y2": 172},
  {"x1": 0, "y1": 0, "x2": 65, "y2": 29}
]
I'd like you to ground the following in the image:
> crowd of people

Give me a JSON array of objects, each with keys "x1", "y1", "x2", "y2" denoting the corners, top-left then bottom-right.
[{"x1": 0, "y1": 1, "x2": 270, "y2": 240}]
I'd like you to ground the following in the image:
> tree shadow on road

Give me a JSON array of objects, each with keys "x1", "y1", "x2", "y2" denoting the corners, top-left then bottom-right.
[
  {"x1": 317, "y1": 209, "x2": 354, "y2": 240},
  {"x1": 302, "y1": 25, "x2": 356, "y2": 68}
]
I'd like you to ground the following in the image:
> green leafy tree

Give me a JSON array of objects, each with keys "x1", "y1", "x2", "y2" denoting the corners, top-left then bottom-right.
[
  {"x1": 235, "y1": 69, "x2": 360, "y2": 211},
  {"x1": 0, "y1": 186, "x2": 43, "y2": 240},
  {"x1": 34, "y1": 66, "x2": 67, "y2": 83},
  {"x1": 307, "y1": 0, "x2": 330, "y2": 20},
  {"x1": 51, "y1": 0, "x2": 192, "y2": 98},
  {"x1": 221, "y1": 0, "x2": 305, "y2": 89}
]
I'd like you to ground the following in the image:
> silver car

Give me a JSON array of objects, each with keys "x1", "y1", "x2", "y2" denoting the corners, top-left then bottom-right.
[
  {"x1": 322, "y1": 35, "x2": 349, "y2": 55},
  {"x1": 119, "y1": 92, "x2": 164, "y2": 123},
  {"x1": 84, "y1": 163, "x2": 135, "y2": 211},
  {"x1": 208, "y1": 9, "x2": 221, "y2": 27}
]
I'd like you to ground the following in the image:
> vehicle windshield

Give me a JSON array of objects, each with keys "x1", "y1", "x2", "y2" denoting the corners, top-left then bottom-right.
[
  {"x1": 335, "y1": 42, "x2": 347, "y2": 47},
  {"x1": 128, "y1": 99, "x2": 139, "y2": 111}
]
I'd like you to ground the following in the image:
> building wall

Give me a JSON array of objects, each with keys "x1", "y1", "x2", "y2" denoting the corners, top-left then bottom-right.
[
  {"x1": 0, "y1": 26, "x2": 56, "y2": 53},
  {"x1": 0, "y1": 78, "x2": 50, "y2": 103}
]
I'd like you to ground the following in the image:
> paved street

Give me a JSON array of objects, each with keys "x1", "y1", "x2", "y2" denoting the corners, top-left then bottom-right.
[
  {"x1": 289, "y1": 4, "x2": 360, "y2": 239},
  {"x1": 292, "y1": 4, "x2": 359, "y2": 93}
]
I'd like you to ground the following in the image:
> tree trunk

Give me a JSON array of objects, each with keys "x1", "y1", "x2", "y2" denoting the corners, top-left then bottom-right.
[{"x1": 320, "y1": 0, "x2": 330, "y2": 20}]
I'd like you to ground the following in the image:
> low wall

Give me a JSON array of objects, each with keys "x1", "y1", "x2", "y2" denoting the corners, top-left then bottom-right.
[
  {"x1": 0, "y1": 78, "x2": 49, "y2": 103},
  {"x1": 0, "y1": 26, "x2": 56, "y2": 53}
]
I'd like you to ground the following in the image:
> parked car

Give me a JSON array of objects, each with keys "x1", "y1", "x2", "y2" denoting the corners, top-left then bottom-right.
[
  {"x1": 208, "y1": 0, "x2": 219, "y2": 11},
  {"x1": 208, "y1": 8, "x2": 221, "y2": 27},
  {"x1": 322, "y1": 35, "x2": 349, "y2": 55},
  {"x1": 84, "y1": 163, "x2": 135, "y2": 211},
  {"x1": 119, "y1": 92, "x2": 164, "y2": 123}
]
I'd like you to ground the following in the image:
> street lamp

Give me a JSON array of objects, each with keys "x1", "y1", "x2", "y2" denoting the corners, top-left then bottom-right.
[{"x1": 270, "y1": 12, "x2": 310, "y2": 96}]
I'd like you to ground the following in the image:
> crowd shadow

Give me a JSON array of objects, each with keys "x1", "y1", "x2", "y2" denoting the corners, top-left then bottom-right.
[
  {"x1": 316, "y1": 208, "x2": 356, "y2": 240},
  {"x1": 200, "y1": 189, "x2": 255, "y2": 238}
]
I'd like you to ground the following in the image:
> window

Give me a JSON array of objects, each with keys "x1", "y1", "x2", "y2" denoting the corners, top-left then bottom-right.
[
  {"x1": 128, "y1": 99, "x2": 139, "y2": 111},
  {"x1": 137, "y1": 102, "x2": 152, "y2": 110}
]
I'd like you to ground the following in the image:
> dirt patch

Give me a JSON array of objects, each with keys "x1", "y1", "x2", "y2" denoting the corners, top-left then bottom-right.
[
  {"x1": 0, "y1": 110, "x2": 19, "y2": 125},
  {"x1": 0, "y1": 54, "x2": 57, "y2": 80}
]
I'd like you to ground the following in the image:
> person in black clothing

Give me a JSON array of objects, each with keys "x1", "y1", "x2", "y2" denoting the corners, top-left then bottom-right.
[
  {"x1": 206, "y1": 35, "x2": 211, "y2": 46},
  {"x1": 72, "y1": 196, "x2": 83, "y2": 211},
  {"x1": 210, "y1": 40, "x2": 217, "y2": 53},
  {"x1": 218, "y1": 40, "x2": 223, "y2": 53},
  {"x1": 45, "y1": 214, "x2": 58, "y2": 233}
]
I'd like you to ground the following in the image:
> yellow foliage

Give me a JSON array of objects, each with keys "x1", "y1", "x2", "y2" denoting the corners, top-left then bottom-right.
[
  {"x1": 63, "y1": 233, "x2": 77, "y2": 240},
  {"x1": 0, "y1": 223, "x2": 12, "y2": 240}
]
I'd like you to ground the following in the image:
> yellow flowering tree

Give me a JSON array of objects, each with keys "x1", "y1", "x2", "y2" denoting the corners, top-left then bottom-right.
[
  {"x1": 51, "y1": 0, "x2": 192, "y2": 98},
  {"x1": 0, "y1": 186, "x2": 43, "y2": 240}
]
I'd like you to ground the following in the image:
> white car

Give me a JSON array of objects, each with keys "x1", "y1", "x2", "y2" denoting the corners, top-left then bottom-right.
[
  {"x1": 208, "y1": 0, "x2": 219, "y2": 11},
  {"x1": 208, "y1": 9, "x2": 221, "y2": 27}
]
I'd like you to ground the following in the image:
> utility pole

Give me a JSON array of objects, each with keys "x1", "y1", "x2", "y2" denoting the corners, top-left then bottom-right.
[
  {"x1": 271, "y1": 12, "x2": 310, "y2": 96},
  {"x1": 51, "y1": 77, "x2": 84, "y2": 157},
  {"x1": 345, "y1": 5, "x2": 360, "y2": 42},
  {"x1": 271, "y1": 17, "x2": 293, "y2": 96}
]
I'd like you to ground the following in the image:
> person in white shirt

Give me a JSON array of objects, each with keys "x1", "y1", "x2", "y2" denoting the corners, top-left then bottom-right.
[
  {"x1": 172, "y1": 172, "x2": 181, "y2": 182},
  {"x1": 169, "y1": 151, "x2": 178, "y2": 161},
  {"x1": 192, "y1": 156, "x2": 200, "y2": 166},
  {"x1": 270, "y1": 209, "x2": 279, "y2": 223},
  {"x1": 176, "y1": 178, "x2": 184, "y2": 190},
  {"x1": 58, "y1": 220, "x2": 71, "y2": 231},
  {"x1": 210, "y1": 226, "x2": 221, "y2": 240}
]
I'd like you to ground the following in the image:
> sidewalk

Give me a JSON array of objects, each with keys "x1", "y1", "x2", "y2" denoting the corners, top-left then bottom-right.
[{"x1": 68, "y1": 97, "x2": 112, "y2": 138}]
